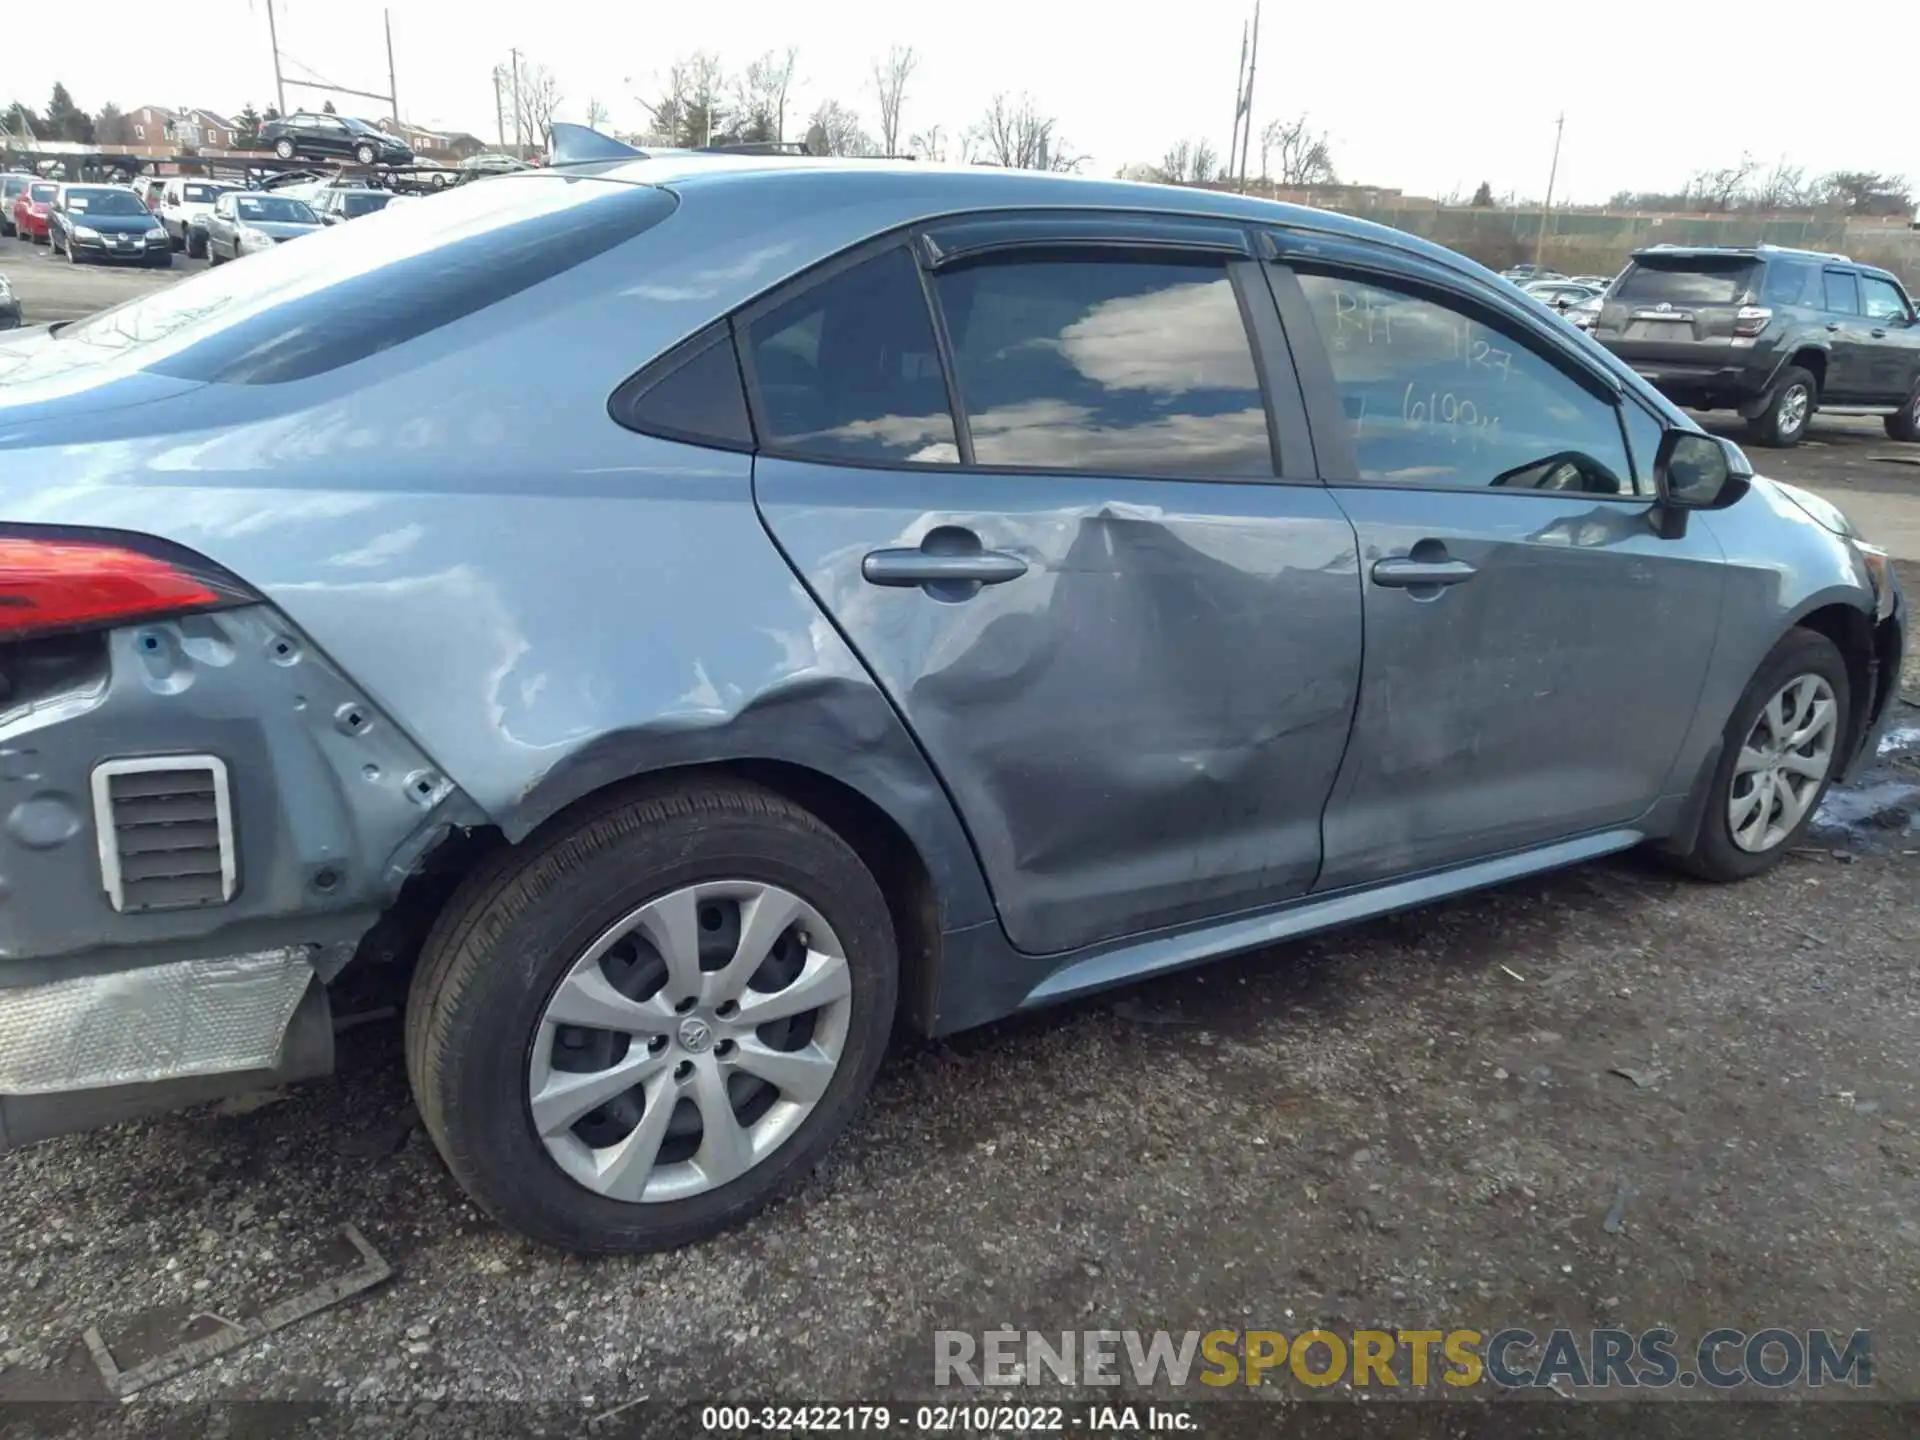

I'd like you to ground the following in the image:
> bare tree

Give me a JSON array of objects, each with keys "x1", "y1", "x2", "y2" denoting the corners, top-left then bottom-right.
[
  {"x1": 1816, "y1": 170, "x2": 1913, "y2": 216},
  {"x1": 872, "y1": 45, "x2": 916, "y2": 157},
  {"x1": 639, "y1": 53, "x2": 728, "y2": 148},
  {"x1": 512, "y1": 58, "x2": 563, "y2": 149},
  {"x1": 909, "y1": 123, "x2": 947, "y2": 162},
  {"x1": 1688, "y1": 153, "x2": 1758, "y2": 211},
  {"x1": 1747, "y1": 160, "x2": 1809, "y2": 211},
  {"x1": 804, "y1": 99, "x2": 875, "y2": 157},
  {"x1": 1155, "y1": 137, "x2": 1217, "y2": 184},
  {"x1": 1260, "y1": 114, "x2": 1336, "y2": 186},
  {"x1": 584, "y1": 97, "x2": 610, "y2": 131},
  {"x1": 965, "y1": 93, "x2": 1079, "y2": 172},
  {"x1": 733, "y1": 49, "x2": 799, "y2": 145}
]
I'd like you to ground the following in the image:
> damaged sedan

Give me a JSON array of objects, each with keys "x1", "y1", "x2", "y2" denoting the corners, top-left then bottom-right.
[{"x1": 0, "y1": 131, "x2": 1904, "y2": 1253}]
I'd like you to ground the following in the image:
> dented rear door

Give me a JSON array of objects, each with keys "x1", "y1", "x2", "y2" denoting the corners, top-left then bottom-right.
[{"x1": 746, "y1": 224, "x2": 1363, "y2": 956}]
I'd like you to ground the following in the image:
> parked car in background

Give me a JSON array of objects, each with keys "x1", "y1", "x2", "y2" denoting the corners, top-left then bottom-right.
[
  {"x1": 204, "y1": 190, "x2": 322, "y2": 263},
  {"x1": 130, "y1": 176, "x2": 166, "y2": 213},
  {"x1": 1592, "y1": 243, "x2": 1920, "y2": 446},
  {"x1": 1502, "y1": 263, "x2": 1566, "y2": 284},
  {"x1": 405, "y1": 159, "x2": 459, "y2": 189},
  {"x1": 1523, "y1": 279, "x2": 1607, "y2": 316},
  {"x1": 10, "y1": 181, "x2": 57, "y2": 243},
  {"x1": 0, "y1": 150, "x2": 1902, "y2": 1255},
  {"x1": 461, "y1": 152, "x2": 530, "y2": 175},
  {"x1": 310, "y1": 187, "x2": 394, "y2": 224},
  {"x1": 260, "y1": 112, "x2": 414, "y2": 167},
  {"x1": 156, "y1": 177, "x2": 240, "y2": 254},
  {"x1": 47, "y1": 184, "x2": 172, "y2": 267},
  {"x1": 1566, "y1": 292, "x2": 1604, "y2": 330},
  {"x1": 1571, "y1": 274, "x2": 1617, "y2": 290},
  {"x1": 0, "y1": 174, "x2": 33, "y2": 237},
  {"x1": 0, "y1": 271, "x2": 19, "y2": 330}
]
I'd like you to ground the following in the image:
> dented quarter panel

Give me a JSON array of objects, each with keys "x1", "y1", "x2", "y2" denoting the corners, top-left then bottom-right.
[
  {"x1": 1317, "y1": 487, "x2": 1727, "y2": 888},
  {"x1": 755, "y1": 458, "x2": 1363, "y2": 956}
]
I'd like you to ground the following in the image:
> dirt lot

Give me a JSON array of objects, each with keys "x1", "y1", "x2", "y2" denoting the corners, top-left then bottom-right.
[{"x1": 1, "y1": 251, "x2": 1919, "y2": 1429}]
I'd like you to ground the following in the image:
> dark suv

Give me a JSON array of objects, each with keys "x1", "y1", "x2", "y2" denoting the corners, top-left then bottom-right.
[
  {"x1": 259, "y1": 113, "x2": 414, "y2": 167},
  {"x1": 1592, "y1": 244, "x2": 1920, "y2": 447}
]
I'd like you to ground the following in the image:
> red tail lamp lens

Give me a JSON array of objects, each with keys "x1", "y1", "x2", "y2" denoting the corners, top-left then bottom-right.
[{"x1": 0, "y1": 538, "x2": 225, "y2": 640}]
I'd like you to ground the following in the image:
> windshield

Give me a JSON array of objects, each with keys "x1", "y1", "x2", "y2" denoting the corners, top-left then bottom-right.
[
  {"x1": 341, "y1": 191, "x2": 392, "y2": 217},
  {"x1": 235, "y1": 195, "x2": 317, "y2": 224},
  {"x1": 1, "y1": 177, "x2": 26, "y2": 198},
  {"x1": 28, "y1": 184, "x2": 56, "y2": 203},
  {"x1": 1616, "y1": 258, "x2": 1760, "y2": 305},
  {"x1": 342, "y1": 117, "x2": 379, "y2": 136},
  {"x1": 64, "y1": 188, "x2": 146, "y2": 217},
  {"x1": 182, "y1": 184, "x2": 228, "y2": 203},
  {"x1": 3, "y1": 176, "x2": 674, "y2": 387}
]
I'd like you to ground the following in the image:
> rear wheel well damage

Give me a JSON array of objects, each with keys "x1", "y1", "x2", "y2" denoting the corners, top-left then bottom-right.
[
  {"x1": 351, "y1": 760, "x2": 944, "y2": 1035},
  {"x1": 1787, "y1": 349, "x2": 1826, "y2": 393}
]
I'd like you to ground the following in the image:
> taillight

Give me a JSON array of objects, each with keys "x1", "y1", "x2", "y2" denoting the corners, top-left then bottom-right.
[
  {"x1": 1733, "y1": 305, "x2": 1772, "y2": 338},
  {"x1": 0, "y1": 536, "x2": 247, "y2": 640}
]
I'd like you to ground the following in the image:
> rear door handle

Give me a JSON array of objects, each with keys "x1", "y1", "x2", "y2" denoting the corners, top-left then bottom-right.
[
  {"x1": 862, "y1": 550, "x2": 1028, "y2": 586},
  {"x1": 1872, "y1": 328, "x2": 1887, "y2": 339},
  {"x1": 1371, "y1": 557, "x2": 1477, "y2": 588}
]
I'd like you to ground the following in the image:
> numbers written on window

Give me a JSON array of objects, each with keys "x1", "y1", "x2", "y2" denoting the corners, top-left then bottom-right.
[
  {"x1": 1293, "y1": 272, "x2": 1636, "y2": 496},
  {"x1": 934, "y1": 256, "x2": 1273, "y2": 477},
  {"x1": 742, "y1": 247, "x2": 958, "y2": 464}
]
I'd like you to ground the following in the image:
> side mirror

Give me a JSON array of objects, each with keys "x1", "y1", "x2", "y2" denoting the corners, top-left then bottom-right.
[{"x1": 1653, "y1": 430, "x2": 1751, "y2": 537}]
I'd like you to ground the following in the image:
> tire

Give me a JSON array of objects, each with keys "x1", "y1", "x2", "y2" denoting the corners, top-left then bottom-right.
[
  {"x1": 207, "y1": 242, "x2": 222, "y2": 267},
  {"x1": 406, "y1": 779, "x2": 898, "y2": 1254},
  {"x1": 274, "y1": 138, "x2": 296, "y2": 161},
  {"x1": 1886, "y1": 384, "x2": 1920, "y2": 444},
  {"x1": 355, "y1": 143, "x2": 377, "y2": 166},
  {"x1": 185, "y1": 228, "x2": 204, "y2": 259},
  {"x1": 1748, "y1": 365, "x2": 1817, "y2": 448},
  {"x1": 1666, "y1": 628, "x2": 1851, "y2": 882}
]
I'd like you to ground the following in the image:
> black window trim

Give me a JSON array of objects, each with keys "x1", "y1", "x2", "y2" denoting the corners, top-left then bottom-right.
[
  {"x1": 1822, "y1": 266, "x2": 1862, "y2": 316},
  {"x1": 607, "y1": 320, "x2": 757, "y2": 454},
  {"x1": 727, "y1": 210, "x2": 1315, "y2": 485},
  {"x1": 1268, "y1": 248, "x2": 1650, "y2": 502}
]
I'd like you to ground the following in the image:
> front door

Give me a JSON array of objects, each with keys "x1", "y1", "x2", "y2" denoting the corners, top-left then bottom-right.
[
  {"x1": 1271, "y1": 263, "x2": 1727, "y2": 888},
  {"x1": 1857, "y1": 273, "x2": 1920, "y2": 405},
  {"x1": 747, "y1": 228, "x2": 1364, "y2": 956}
]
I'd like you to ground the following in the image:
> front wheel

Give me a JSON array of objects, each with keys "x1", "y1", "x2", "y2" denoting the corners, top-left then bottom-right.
[
  {"x1": 1667, "y1": 628, "x2": 1850, "y2": 881},
  {"x1": 406, "y1": 780, "x2": 898, "y2": 1254},
  {"x1": 354, "y1": 143, "x2": 378, "y2": 166},
  {"x1": 1749, "y1": 365, "x2": 1816, "y2": 448}
]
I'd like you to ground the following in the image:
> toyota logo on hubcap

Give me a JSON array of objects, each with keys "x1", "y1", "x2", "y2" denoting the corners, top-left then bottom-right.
[{"x1": 678, "y1": 1017, "x2": 714, "y2": 1053}]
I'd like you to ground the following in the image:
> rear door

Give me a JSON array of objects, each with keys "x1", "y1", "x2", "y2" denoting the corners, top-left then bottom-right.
[
  {"x1": 1597, "y1": 252, "x2": 1760, "y2": 373},
  {"x1": 1268, "y1": 246, "x2": 1727, "y2": 887},
  {"x1": 748, "y1": 217, "x2": 1365, "y2": 956},
  {"x1": 1819, "y1": 268, "x2": 1871, "y2": 400}
]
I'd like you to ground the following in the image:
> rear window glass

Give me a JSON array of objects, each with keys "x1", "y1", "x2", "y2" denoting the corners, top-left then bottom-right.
[
  {"x1": 0, "y1": 177, "x2": 675, "y2": 388},
  {"x1": 1615, "y1": 260, "x2": 1758, "y2": 305}
]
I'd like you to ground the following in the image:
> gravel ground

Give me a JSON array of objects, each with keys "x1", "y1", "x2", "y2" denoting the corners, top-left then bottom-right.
[{"x1": 1, "y1": 261, "x2": 1918, "y2": 1431}]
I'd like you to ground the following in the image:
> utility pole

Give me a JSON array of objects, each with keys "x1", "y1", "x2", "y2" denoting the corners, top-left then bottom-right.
[
  {"x1": 1533, "y1": 111, "x2": 1565, "y2": 269},
  {"x1": 510, "y1": 48, "x2": 523, "y2": 154},
  {"x1": 1229, "y1": 20, "x2": 1248, "y2": 185},
  {"x1": 264, "y1": 0, "x2": 286, "y2": 114},
  {"x1": 385, "y1": 9, "x2": 399, "y2": 123},
  {"x1": 1238, "y1": 0, "x2": 1260, "y2": 192},
  {"x1": 493, "y1": 67, "x2": 506, "y2": 147}
]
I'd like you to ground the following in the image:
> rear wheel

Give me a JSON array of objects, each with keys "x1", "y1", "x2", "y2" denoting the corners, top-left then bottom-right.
[
  {"x1": 406, "y1": 780, "x2": 898, "y2": 1253},
  {"x1": 1749, "y1": 365, "x2": 1816, "y2": 448},
  {"x1": 1886, "y1": 384, "x2": 1920, "y2": 444},
  {"x1": 274, "y1": 137, "x2": 296, "y2": 161},
  {"x1": 1666, "y1": 628, "x2": 1850, "y2": 881}
]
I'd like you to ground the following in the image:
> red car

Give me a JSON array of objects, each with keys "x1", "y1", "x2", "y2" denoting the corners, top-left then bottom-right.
[{"x1": 12, "y1": 181, "x2": 57, "y2": 243}]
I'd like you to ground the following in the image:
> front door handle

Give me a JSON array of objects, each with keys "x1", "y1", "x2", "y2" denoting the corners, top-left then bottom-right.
[
  {"x1": 1871, "y1": 328, "x2": 1887, "y2": 339},
  {"x1": 1826, "y1": 322, "x2": 1843, "y2": 332},
  {"x1": 1371, "y1": 556, "x2": 1477, "y2": 588}
]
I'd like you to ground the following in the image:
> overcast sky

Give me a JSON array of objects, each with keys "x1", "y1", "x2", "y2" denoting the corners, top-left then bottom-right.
[{"x1": 4, "y1": 0, "x2": 1914, "y2": 202}]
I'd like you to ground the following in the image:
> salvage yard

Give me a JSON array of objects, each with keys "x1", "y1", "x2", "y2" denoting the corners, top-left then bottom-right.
[{"x1": 2, "y1": 246, "x2": 1920, "y2": 1420}]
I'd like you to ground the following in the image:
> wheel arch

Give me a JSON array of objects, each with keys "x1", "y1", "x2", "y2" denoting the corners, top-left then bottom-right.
[{"x1": 1790, "y1": 596, "x2": 1878, "y2": 760}]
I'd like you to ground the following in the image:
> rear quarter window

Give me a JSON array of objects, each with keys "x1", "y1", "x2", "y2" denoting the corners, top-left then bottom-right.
[{"x1": 5, "y1": 177, "x2": 676, "y2": 388}]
